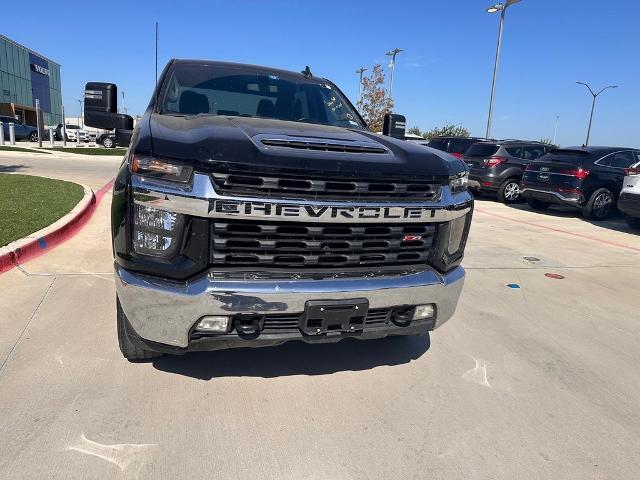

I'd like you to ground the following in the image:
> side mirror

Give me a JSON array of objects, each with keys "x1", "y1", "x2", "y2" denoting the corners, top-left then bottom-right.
[
  {"x1": 382, "y1": 113, "x2": 406, "y2": 139},
  {"x1": 84, "y1": 82, "x2": 133, "y2": 130}
]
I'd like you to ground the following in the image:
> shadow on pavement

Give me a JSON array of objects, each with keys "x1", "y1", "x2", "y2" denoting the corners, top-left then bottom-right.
[
  {"x1": 0, "y1": 164, "x2": 28, "y2": 173},
  {"x1": 152, "y1": 334, "x2": 430, "y2": 380}
]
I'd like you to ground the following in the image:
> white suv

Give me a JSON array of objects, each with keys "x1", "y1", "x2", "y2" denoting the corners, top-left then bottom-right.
[
  {"x1": 64, "y1": 125, "x2": 90, "y2": 142},
  {"x1": 618, "y1": 165, "x2": 640, "y2": 229}
]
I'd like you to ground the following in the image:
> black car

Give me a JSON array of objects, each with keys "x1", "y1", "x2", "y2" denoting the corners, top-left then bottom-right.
[
  {"x1": 97, "y1": 132, "x2": 117, "y2": 148},
  {"x1": 464, "y1": 140, "x2": 552, "y2": 203},
  {"x1": 521, "y1": 147, "x2": 640, "y2": 220},
  {"x1": 427, "y1": 136, "x2": 486, "y2": 159}
]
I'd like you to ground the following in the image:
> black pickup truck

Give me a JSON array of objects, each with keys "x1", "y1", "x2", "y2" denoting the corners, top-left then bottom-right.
[{"x1": 84, "y1": 59, "x2": 473, "y2": 361}]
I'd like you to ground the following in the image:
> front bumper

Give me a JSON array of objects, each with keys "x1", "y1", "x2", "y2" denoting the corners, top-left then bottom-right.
[
  {"x1": 618, "y1": 192, "x2": 640, "y2": 218},
  {"x1": 115, "y1": 264, "x2": 466, "y2": 352}
]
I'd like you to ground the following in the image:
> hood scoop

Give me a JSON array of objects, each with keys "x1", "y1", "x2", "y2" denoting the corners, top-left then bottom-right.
[{"x1": 261, "y1": 136, "x2": 388, "y2": 154}]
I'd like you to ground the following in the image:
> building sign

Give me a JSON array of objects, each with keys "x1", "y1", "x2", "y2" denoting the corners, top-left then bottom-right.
[
  {"x1": 31, "y1": 63, "x2": 50, "y2": 76},
  {"x1": 29, "y1": 53, "x2": 51, "y2": 112}
]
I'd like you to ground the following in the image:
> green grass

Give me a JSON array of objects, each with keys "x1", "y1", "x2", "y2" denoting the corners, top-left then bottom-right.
[
  {"x1": 46, "y1": 147, "x2": 126, "y2": 156},
  {"x1": 0, "y1": 146, "x2": 50, "y2": 154},
  {"x1": 0, "y1": 174, "x2": 84, "y2": 247}
]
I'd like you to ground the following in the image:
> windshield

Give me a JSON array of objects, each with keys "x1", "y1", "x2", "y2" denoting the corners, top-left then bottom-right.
[{"x1": 159, "y1": 64, "x2": 365, "y2": 129}]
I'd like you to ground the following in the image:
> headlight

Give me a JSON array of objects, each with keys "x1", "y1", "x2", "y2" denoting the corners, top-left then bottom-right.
[
  {"x1": 132, "y1": 204, "x2": 184, "y2": 257},
  {"x1": 131, "y1": 155, "x2": 193, "y2": 182},
  {"x1": 449, "y1": 171, "x2": 469, "y2": 193}
]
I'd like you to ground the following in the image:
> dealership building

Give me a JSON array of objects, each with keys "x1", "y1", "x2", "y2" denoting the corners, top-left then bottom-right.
[{"x1": 0, "y1": 34, "x2": 62, "y2": 127}]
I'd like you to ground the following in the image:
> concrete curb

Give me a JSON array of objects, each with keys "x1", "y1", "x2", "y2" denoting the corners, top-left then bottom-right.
[{"x1": 0, "y1": 179, "x2": 106, "y2": 274}]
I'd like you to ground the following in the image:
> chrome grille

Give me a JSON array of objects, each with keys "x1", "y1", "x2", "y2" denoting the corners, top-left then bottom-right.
[
  {"x1": 211, "y1": 171, "x2": 442, "y2": 201},
  {"x1": 212, "y1": 221, "x2": 436, "y2": 269}
]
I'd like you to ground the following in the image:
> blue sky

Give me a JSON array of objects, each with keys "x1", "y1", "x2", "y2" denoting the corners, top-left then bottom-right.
[{"x1": 4, "y1": 0, "x2": 639, "y2": 147}]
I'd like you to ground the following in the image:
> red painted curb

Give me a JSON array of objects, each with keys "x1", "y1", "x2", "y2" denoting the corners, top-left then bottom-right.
[{"x1": 0, "y1": 179, "x2": 114, "y2": 274}]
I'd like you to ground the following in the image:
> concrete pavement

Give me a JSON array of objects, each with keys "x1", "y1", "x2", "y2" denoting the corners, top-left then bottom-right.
[
  {"x1": 1, "y1": 151, "x2": 639, "y2": 479},
  {"x1": 0, "y1": 149, "x2": 122, "y2": 189}
]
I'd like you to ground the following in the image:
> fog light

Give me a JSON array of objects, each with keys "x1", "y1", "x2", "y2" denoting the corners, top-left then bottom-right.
[
  {"x1": 413, "y1": 304, "x2": 436, "y2": 320},
  {"x1": 195, "y1": 316, "x2": 229, "y2": 333}
]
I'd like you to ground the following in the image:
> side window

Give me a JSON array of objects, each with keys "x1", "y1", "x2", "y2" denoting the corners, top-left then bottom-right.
[
  {"x1": 505, "y1": 147, "x2": 523, "y2": 158},
  {"x1": 610, "y1": 151, "x2": 636, "y2": 168},
  {"x1": 523, "y1": 146, "x2": 545, "y2": 160},
  {"x1": 634, "y1": 152, "x2": 640, "y2": 166},
  {"x1": 598, "y1": 155, "x2": 612, "y2": 167}
]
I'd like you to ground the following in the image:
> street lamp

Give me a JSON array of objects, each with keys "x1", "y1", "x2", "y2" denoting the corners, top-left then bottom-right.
[
  {"x1": 485, "y1": 0, "x2": 522, "y2": 139},
  {"x1": 385, "y1": 48, "x2": 403, "y2": 104},
  {"x1": 576, "y1": 82, "x2": 618, "y2": 146},
  {"x1": 552, "y1": 114, "x2": 560, "y2": 145},
  {"x1": 356, "y1": 67, "x2": 368, "y2": 104},
  {"x1": 77, "y1": 99, "x2": 84, "y2": 128}
]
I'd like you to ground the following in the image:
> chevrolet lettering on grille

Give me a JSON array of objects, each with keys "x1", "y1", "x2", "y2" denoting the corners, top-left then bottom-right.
[{"x1": 212, "y1": 199, "x2": 439, "y2": 222}]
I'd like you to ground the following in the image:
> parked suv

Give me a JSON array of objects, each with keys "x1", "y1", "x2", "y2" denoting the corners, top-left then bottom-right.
[
  {"x1": 521, "y1": 147, "x2": 640, "y2": 220},
  {"x1": 0, "y1": 116, "x2": 39, "y2": 142},
  {"x1": 64, "y1": 124, "x2": 90, "y2": 142},
  {"x1": 617, "y1": 165, "x2": 640, "y2": 229},
  {"x1": 427, "y1": 136, "x2": 486, "y2": 158},
  {"x1": 464, "y1": 140, "x2": 552, "y2": 203}
]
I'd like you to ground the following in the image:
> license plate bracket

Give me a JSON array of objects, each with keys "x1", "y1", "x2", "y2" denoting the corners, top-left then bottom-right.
[{"x1": 301, "y1": 298, "x2": 369, "y2": 336}]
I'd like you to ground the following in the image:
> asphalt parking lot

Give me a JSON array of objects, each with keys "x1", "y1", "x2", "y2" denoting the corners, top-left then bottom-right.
[{"x1": 1, "y1": 152, "x2": 639, "y2": 479}]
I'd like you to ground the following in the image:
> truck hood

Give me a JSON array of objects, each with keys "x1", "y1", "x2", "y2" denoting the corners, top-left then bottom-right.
[{"x1": 148, "y1": 114, "x2": 462, "y2": 179}]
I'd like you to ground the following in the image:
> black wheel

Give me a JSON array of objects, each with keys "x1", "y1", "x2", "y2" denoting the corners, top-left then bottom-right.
[
  {"x1": 527, "y1": 198, "x2": 550, "y2": 210},
  {"x1": 625, "y1": 216, "x2": 640, "y2": 229},
  {"x1": 497, "y1": 178, "x2": 521, "y2": 204},
  {"x1": 29, "y1": 131, "x2": 38, "y2": 142},
  {"x1": 102, "y1": 137, "x2": 115, "y2": 148},
  {"x1": 582, "y1": 187, "x2": 615, "y2": 220},
  {"x1": 117, "y1": 297, "x2": 163, "y2": 362}
]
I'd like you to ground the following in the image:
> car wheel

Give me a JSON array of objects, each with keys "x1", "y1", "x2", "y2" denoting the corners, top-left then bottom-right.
[
  {"x1": 117, "y1": 297, "x2": 163, "y2": 362},
  {"x1": 582, "y1": 187, "x2": 615, "y2": 220},
  {"x1": 527, "y1": 198, "x2": 550, "y2": 210},
  {"x1": 102, "y1": 137, "x2": 115, "y2": 148},
  {"x1": 497, "y1": 178, "x2": 521, "y2": 204},
  {"x1": 29, "y1": 131, "x2": 38, "y2": 142},
  {"x1": 625, "y1": 216, "x2": 640, "y2": 230}
]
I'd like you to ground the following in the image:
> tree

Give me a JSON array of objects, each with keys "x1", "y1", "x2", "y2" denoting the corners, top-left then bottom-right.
[
  {"x1": 357, "y1": 65, "x2": 393, "y2": 132},
  {"x1": 407, "y1": 126, "x2": 423, "y2": 136},
  {"x1": 539, "y1": 138, "x2": 556, "y2": 146},
  {"x1": 423, "y1": 124, "x2": 470, "y2": 139}
]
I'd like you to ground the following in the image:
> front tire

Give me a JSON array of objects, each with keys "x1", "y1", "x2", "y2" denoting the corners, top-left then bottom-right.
[
  {"x1": 497, "y1": 178, "x2": 521, "y2": 204},
  {"x1": 29, "y1": 132, "x2": 38, "y2": 142},
  {"x1": 582, "y1": 187, "x2": 615, "y2": 220},
  {"x1": 527, "y1": 198, "x2": 550, "y2": 210},
  {"x1": 117, "y1": 298, "x2": 163, "y2": 362},
  {"x1": 625, "y1": 216, "x2": 640, "y2": 229},
  {"x1": 102, "y1": 137, "x2": 115, "y2": 148}
]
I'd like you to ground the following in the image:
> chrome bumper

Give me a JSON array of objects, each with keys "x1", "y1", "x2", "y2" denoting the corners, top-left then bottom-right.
[
  {"x1": 521, "y1": 188, "x2": 583, "y2": 205},
  {"x1": 115, "y1": 265, "x2": 466, "y2": 348}
]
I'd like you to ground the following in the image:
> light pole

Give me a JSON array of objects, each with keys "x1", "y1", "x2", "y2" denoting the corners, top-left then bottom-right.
[
  {"x1": 356, "y1": 67, "x2": 368, "y2": 104},
  {"x1": 576, "y1": 82, "x2": 618, "y2": 146},
  {"x1": 77, "y1": 99, "x2": 84, "y2": 128},
  {"x1": 552, "y1": 114, "x2": 560, "y2": 145},
  {"x1": 485, "y1": 0, "x2": 522, "y2": 139},
  {"x1": 385, "y1": 48, "x2": 403, "y2": 104}
]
